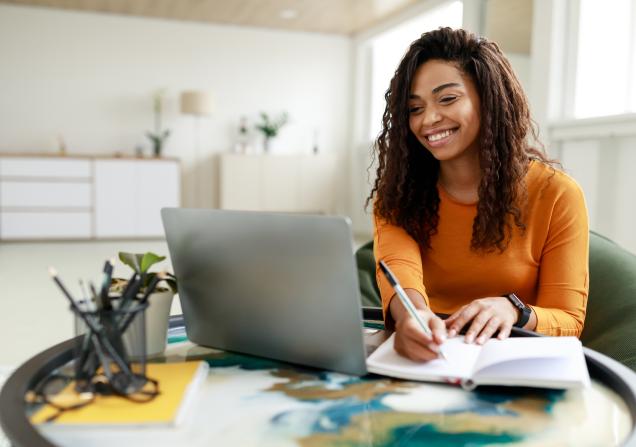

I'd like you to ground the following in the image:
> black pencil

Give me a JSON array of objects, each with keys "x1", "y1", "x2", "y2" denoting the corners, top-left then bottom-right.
[
  {"x1": 100, "y1": 258, "x2": 115, "y2": 310},
  {"x1": 49, "y1": 267, "x2": 81, "y2": 313}
]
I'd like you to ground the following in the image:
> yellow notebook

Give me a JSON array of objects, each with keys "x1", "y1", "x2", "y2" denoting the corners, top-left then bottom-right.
[{"x1": 31, "y1": 361, "x2": 208, "y2": 427}]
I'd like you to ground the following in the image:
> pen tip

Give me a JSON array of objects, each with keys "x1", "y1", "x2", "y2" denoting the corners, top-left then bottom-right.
[{"x1": 48, "y1": 266, "x2": 58, "y2": 277}]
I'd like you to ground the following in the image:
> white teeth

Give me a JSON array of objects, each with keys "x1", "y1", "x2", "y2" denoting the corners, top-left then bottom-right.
[{"x1": 427, "y1": 129, "x2": 454, "y2": 142}]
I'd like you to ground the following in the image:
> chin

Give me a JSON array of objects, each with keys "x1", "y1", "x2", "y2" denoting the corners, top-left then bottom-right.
[{"x1": 425, "y1": 147, "x2": 459, "y2": 162}]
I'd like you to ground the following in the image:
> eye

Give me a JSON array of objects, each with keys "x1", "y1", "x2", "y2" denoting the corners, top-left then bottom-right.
[
  {"x1": 409, "y1": 106, "x2": 423, "y2": 114},
  {"x1": 440, "y1": 95, "x2": 457, "y2": 104}
]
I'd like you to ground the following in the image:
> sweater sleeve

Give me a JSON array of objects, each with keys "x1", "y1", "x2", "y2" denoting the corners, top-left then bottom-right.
[
  {"x1": 373, "y1": 213, "x2": 429, "y2": 324},
  {"x1": 530, "y1": 178, "x2": 589, "y2": 337}
]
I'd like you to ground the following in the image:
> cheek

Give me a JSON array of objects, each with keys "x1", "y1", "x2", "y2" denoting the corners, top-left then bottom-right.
[
  {"x1": 458, "y1": 104, "x2": 480, "y2": 135},
  {"x1": 408, "y1": 116, "x2": 418, "y2": 133}
]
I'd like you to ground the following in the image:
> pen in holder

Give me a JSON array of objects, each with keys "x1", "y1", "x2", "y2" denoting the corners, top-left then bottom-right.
[
  {"x1": 72, "y1": 296, "x2": 150, "y2": 395},
  {"x1": 49, "y1": 264, "x2": 162, "y2": 399}
]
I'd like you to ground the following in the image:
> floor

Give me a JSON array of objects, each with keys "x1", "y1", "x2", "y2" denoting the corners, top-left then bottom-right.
[{"x1": 0, "y1": 234, "x2": 372, "y2": 370}]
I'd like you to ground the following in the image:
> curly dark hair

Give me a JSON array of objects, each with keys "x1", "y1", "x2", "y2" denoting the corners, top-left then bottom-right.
[{"x1": 367, "y1": 27, "x2": 550, "y2": 252}]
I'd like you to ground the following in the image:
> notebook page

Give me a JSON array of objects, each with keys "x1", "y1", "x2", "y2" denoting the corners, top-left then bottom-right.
[
  {"x1": 472, "y1": 352, "x2": 590, "y2": 389},
  {"x1": 366, "y1": 334, "x2": 482, "y2": 382},
  {"x1": 472, "y1": 337, "x2": 584, "y2": 376}
]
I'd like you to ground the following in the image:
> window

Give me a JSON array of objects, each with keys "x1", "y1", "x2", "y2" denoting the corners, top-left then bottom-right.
[
  {"x1": 573, "y1": 0, "x2": 636, "y2": 118},
  {"x1": 367, "y1": 1, "x2": 463, "y2": 140}
]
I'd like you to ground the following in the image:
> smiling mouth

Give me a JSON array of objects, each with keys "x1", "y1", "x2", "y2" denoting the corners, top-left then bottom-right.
[{"x1": 426, "y1": 128, "x2": 457, "y2": 142}]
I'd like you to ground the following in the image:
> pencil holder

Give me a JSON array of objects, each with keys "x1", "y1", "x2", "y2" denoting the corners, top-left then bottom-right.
[{"x1": 72, "y1": 297, "x2": 150, "y2": 395}]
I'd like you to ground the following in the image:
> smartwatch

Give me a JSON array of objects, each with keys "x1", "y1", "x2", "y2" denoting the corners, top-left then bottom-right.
[{"x1": 505, "y1": 293, "x2": 531, "y2": 328}]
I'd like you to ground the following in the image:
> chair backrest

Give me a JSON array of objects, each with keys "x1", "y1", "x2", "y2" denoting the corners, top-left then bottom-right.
[
  {"x1": 355, "y1": 240, "x2": 381, "y2": 307},
  {"x1": 581, "y1": 231, "x2": 636, "y2": 370},
  {"x1": 355, "y1": 232, "x2": 636, "y2": 370}
]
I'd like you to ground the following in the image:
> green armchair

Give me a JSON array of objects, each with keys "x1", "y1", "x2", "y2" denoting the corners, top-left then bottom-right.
[
  {"x1": 581, "y1": 231, "x2": 636, "y2": 370},
  {"x1": 355, "y1": 231, "x2": 636, "y2": 370}
]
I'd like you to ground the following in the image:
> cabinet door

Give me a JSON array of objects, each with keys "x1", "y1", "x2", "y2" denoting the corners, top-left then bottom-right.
[
  {"x1": 0, "y1": 181, "x2": 91, "y2": 208},
  {"x1": 220, "y1": 154, "x2": 261, "y2": 210},
  {"x1": 135, "y1": 160, "x2": 180, "y2": 236},
  {"x1": 0, "y1": 157, "x2": 91, "y2": 178},
  {"x1": 1, "y1": 212, "x2": 92, "y2": 239},
  {"x1": 94, "y1": 160, "x2": 136, "y2": 237},
  {"x1": 261, "y1": 156, "x2": 300, "y2": 212},
  {"x1": 299, "y1": 155, "x2": 339, "y2": 214}
]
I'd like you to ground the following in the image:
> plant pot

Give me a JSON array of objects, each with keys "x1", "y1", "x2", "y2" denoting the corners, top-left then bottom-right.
[
  {"x1": 142, "y1": 289, "x2": 175, "y2": 357},
  {"x1": 119, "y1": 290, "x2": 175, "y2": 358}
]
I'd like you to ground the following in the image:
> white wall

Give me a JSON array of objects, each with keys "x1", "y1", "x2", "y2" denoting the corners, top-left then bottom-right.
[{"x1": 0, "y1": 4, "x2": 352, "y2": 209}]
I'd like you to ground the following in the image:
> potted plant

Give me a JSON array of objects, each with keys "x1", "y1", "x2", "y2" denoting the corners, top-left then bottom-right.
[
  {"x1": 111, "y1": 252, "x2": 177, "y2": 357},
  {"x1": 146, "y1": 89, "x2": 171, "y2": 158},
  {"x1": 255, "y1": 111, "x2": 288, "y2": 153}
]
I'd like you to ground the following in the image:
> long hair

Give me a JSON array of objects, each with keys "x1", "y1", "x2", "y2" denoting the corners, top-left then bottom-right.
[{"x1": 367, "y1": 27, "x2": 550, "y2": 252}]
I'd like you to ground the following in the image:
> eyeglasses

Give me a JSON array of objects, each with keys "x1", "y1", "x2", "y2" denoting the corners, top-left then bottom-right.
[{"x1": 26, "y1": 371, "x2": 159, "y2": 423}]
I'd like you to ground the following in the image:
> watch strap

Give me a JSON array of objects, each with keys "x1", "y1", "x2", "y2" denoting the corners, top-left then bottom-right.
[{"x1": 505, "y1": 293, "x2": 531, "y2": 328}]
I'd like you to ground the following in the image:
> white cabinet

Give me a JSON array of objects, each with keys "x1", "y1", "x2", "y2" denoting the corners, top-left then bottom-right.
[
  {"x1": 94, "y1": 160, "x2": 136, "y2": 238},
  {"x1": 0, "y1": 156, "x2": 93, "y2": 239},
  {"x1": 219, "y1": 153, "x2": 339, "y2": 214},
  {"x1": 136, "y1": 160, "x2": 180, "y2": 236},
  {"x1": 94, "y1": 159, "x2": 180, "y2": 238},
  {"x1": 0, "y1": 155, "x2": 181, "y2": 240}
]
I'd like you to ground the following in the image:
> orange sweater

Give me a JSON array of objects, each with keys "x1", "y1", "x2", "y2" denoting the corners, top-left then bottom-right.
[{"x1": 374, "y1": 161, "x2": 589, "y2": 337}]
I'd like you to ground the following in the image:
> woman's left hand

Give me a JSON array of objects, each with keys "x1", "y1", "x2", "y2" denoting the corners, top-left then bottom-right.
[{"x1": 445, "y1": 297, "x2": 518, "y2": 344}]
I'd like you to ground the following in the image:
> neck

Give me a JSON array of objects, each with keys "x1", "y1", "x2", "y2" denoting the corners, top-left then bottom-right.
[{"x1": 438, "y1": 151, "x2": 481, "y2": 203}]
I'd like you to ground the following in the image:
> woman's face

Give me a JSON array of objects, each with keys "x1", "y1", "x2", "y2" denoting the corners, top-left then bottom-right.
[{"x1": 408, "y1": 59, "x2": 481, "y2": 163}]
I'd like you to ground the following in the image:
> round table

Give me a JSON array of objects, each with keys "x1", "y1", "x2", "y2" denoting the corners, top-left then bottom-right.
[{"x1": 2, "y1": 316, "x2": 636, "y2": 446}]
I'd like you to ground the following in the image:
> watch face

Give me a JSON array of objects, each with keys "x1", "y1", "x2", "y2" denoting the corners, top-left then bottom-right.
[{"x1": 508, "y1": 293, "x2": 524, "y2": 309}]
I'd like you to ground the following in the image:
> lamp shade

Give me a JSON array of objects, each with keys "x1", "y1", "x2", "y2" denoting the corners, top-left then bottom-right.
[{"x1": 180, "y1": 90, "x2": 214, "y2": 116}]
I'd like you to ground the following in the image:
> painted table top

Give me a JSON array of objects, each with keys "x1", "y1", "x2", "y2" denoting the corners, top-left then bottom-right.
[{"x1": 35, "y1": 330, "x2": 632, "y2": 446}]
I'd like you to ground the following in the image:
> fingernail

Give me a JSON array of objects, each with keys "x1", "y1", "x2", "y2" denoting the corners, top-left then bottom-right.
[
  {"x1": 465, "y1": 335, "x2": 473, "y2": 343},
  {"x1": 448, "y1": 329, "x2": 456, "y2": 338},
  {"x1": 439, "y1": 334, "x2": 447, "y2": 342},
  {"x1": 477, "y1": 336, "x2": 485, "y2": 344}
]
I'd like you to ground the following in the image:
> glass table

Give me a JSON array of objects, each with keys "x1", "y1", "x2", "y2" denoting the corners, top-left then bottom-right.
[{"x1": 2, "y1": 315, "x2": 636, "y2": 446}]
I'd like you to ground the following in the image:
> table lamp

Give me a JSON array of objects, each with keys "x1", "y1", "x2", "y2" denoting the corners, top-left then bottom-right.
[{"x1": 180, "y1": 90, "x2": 214, "y2": 207}]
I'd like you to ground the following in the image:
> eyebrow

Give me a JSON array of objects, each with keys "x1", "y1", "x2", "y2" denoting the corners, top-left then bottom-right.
[{"x1": 409, "y1": 82, "x2": 462, "y2": 99}]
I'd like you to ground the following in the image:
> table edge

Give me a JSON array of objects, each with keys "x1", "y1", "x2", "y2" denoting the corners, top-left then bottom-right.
[{"x1": 2, "y1": 318, "x2": 636, "y2": 447}]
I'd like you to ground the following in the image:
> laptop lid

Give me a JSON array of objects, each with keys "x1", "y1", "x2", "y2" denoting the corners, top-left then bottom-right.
[{"x1": 161, "y1": 208, "x2": 368, "y2": 376}]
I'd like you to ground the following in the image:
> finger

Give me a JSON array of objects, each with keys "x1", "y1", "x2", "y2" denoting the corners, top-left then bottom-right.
[
  {"x1": 403, "y1": 317, "x2": 436, "y2": 346},
  {"x1": 444, "y1": 306, "x2": 465, "y2": 326},
  {"x1": 397, "y1": 343, "x2": 442, "y2": 362},
  {"x1": 464, "y1": 310, "x2": 493, "y2": 344},
  {"x1": 448, "y1": 305, "x2": 480, "y2": 338},
  {"x1": 403, "y1": 319, "x2": 445, "y2": 358},
  {"x1": 394, "y1": 330, "x2": 442, "y2": 362},
  {"x1": 497, "y1": 324, "x2": 512, "y2": 340},
  {"x1": 429, "y1": 316, "x2": 447, "y2": 345},
  {"x1": 475, "y1": 316, "x2": 501, "y2": 344}
]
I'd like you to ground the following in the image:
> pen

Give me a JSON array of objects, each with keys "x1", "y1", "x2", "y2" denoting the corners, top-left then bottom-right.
[
  {"x1": 119, "y1": 271, "x2": 166, "y2": 333},
  {"x1": 100, "y1": 259, "x2": 115, "y2": 310},
  {"x1": 378, "y1": 260, "x2": 447, "y2": 361}
]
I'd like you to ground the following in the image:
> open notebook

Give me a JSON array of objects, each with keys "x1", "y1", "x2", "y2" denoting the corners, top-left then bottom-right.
[{"x1": 367, "y1": 334, "x2": 591, "y2": 390}]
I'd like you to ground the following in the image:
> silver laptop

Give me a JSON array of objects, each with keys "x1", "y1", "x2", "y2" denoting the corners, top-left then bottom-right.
[{"x1": 161, "y1": 208, "x2": 368, "y2": 375}]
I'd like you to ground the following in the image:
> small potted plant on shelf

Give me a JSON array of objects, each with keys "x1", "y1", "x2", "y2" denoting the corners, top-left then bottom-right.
[
  {"x1": 146, "y1": 89, "x2": 171, "y2": 158},
  {"x1": 255, "y1": 111, "x2": 288, "y2": 153},
  {"x1": 111, "y1": 252, "x2": 177, "y2": 357}
]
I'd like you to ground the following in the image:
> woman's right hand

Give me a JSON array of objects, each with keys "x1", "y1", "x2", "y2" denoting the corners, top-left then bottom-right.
[{"x1": 389, "y1": 290, "x2": 447, "y2": 362}]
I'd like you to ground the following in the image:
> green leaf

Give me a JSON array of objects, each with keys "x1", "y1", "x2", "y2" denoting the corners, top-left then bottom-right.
[
  {"x1": 119, "y1": 252, "x2": 142, "y2": 273},
  {"x1": 140, "y1": 252, "x2": 165, "y2": 274}
]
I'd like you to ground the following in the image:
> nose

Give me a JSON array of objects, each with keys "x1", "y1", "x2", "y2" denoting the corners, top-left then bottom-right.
[{"x1": 421, "y1": 105, "x2": 442, "y2": 128}]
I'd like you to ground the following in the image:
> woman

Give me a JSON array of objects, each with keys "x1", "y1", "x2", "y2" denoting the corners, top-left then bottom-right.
[{"x1": 368, "y1": 28, "x2": 589, "y2": 362}]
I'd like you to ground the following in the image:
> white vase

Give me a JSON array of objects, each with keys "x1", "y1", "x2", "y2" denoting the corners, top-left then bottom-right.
[
  {"x1": 143, "y1": 290, "x2": 175, "y2": 357},
  {"x1": 120, "y1": 290, "x2": 174, "y2": 358}
]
